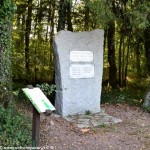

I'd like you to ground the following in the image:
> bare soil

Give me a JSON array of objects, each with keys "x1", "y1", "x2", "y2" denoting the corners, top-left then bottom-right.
[{"x1": 39, "y1": 104, "x2": 150, "y2": 150}]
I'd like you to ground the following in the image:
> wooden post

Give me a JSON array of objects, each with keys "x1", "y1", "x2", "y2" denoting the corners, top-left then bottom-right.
[
  {"x1": 32, "y1": 106, "x2": 40, "y2": 147},
  {"x1": 26, "y1": 85, "x2": 40, "y2": 147}
]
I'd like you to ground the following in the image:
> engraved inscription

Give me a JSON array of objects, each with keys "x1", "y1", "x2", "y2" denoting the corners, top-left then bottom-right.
[
  {"x1": 70, "y1": 51, "x2": 93, "y2": 62},
  {"x1": 70, "y1": 64, "x2": 94, "y2": 78}
]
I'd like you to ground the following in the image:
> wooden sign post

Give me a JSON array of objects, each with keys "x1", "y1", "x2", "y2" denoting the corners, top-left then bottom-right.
[
  {"x1": 22, "y1": 85, "x2": 55, "y2": 147},
  {"x1": 32, "y1": 106, "x2": 40, "y2": 146}
]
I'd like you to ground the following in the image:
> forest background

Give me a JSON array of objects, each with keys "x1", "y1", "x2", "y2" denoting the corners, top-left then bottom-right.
[
  {"x1": 12, "y1": 0, "x2": 150, "y2": 104},
  {"x1": 1, "y1": 0, "x2": 150, "y2": 106},
  {"x1": 13, "y1": 0, "x2": 150, "y2": 87}
]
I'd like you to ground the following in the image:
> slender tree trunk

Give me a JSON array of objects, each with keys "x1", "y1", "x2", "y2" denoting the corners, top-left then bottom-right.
[
  {"x1": 0, "y1": 0, "x2": 3, "y2": 5},
  {"x1": 57, "y1": 0, "x2": 67, "y2": 31},
  {"x1": 135, "y1": 41, "x2": 141, "y2": 77},
  {"x1": 50, "y1": 0, "x2": 56, "y2": 61},
  {"x1": 34, "y1": 46, "x2": 37, "y2": 83},
  {"x1": 50, "y1": 0, "x2": 56, "y2": 86},
  {"x1": 84, "y1": 0, "x2": 90, "y2": 31},
  {"x1": 122, "y1": 38, "x2": 125, "y2": 86},
  {"x1": 33, "y1": 10, "x2": 38, "y2": 83},
  {"x1": 104, "y1": 29, "x2": 107, "y2": 53},
  {"x1": 107, "y1": 21, "x2": 118, "y2": 89},
  {"x1": 66, "y1": 1, "x2": 73, "y2": 31},
  {"x1": 0, "y1": 47, "x2": 2, "y2": 70},
  {"x1": 124, "y1": 34, "x2": 131, "y2": 86},
  {"x1": 25, "y1": 0, "x2": 32, "y2": 80},
  {"x1": 118, "y1": 34, "x2": 123, "y2": 87},
  {"x1": 144, "y1": 27, "x2": 150, "y2": 76}
]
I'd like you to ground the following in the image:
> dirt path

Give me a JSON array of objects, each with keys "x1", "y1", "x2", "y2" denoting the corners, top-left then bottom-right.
[{"x1": 39, "y1": 104, "x2": 150, "y2": 150}]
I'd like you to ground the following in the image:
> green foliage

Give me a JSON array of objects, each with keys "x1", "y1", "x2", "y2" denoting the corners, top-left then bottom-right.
[
  {"x1": 101, "y1": 79, "x2": 147, "y2": 106},
  {"x1": 98, "y1": 123, "x2": 107, "y2": 128},
  {"x1": 0, "y1": 0, "x2": 15, "y2": 106},
  {"x1": 101, "y1": 89, "x2": 142, "y2": 106},
  {"x1": 88, "y1": 0, "x2": 115, "y2": 28},
  {"x1": 0, "y1": 0, "x2": 14, "y2": 17},
  {"x1": 142, "y1": 106, "x2": 150, "y2": 113},
  {"x1": 14, "y1": 89, "x2": 31, "y2": 105},
  {"x1": 127, "y1": 1, "x2": 150, "y2": 30},
  {"x1": 11, "y1": 0, "x2": 150, "y2": 104},
  {"x1": 12, "y1": 0, "x2": 55, "y2": 83},
  {"x1": 0, "y1": 102, "x2": 32, "y2": 146},
  {"x1": 36, "y1": 83, "x2": 56, "y2": 97},
  {"x1": 0, "y1": 85, "x2": 12, "y2": 107},
  {"x1": 85, "y1": 110, "x2": 92, "y2": 115}
]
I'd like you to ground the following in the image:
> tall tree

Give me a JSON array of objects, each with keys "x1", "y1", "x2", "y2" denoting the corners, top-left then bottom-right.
[
  {"x1": 25, "y1": 0, "x2": 32, "y2": 80},
  {"x1": 107, "y1": 21, "x2": 118, "y2": 88},
  {"x1": 144, "y1": 24, "x2": 150, "y2": 76},
  {"x1": 57, "y1": 0, "x2": 67, "y2": 31},
  {"x1": 84, "y1": 0, "x2": 90, "y2": 31},
  {"x1": 107, "y1": 0, "x2": 118, "y2": 88},
  {"x1": 0, "y1": 0, "x2": 14, "y2": 107},
  {"x1": 66, "y1": 0, "x2": 73, "y2": 31}
]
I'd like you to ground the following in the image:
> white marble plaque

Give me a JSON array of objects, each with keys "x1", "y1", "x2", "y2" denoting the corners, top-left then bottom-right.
[
  {"x1": 70, "y1": 64, "x2": 94, "y2": 78},
  {"x1": 70, "y1": 51, "x2": 93, "y2": 62}
]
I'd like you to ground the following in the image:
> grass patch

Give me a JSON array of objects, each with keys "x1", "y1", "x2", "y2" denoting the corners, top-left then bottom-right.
[
  {"x1": 98, "y1": 123, "x2": 107, "y2": 128},
  {"x1": 85, "y1": 110, "x2": 92, "y2": 115}
]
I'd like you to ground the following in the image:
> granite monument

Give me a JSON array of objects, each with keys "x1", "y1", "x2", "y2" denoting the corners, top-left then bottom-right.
[{"x1": 53, "y1": 29, "x2": 104, "y2": 116}]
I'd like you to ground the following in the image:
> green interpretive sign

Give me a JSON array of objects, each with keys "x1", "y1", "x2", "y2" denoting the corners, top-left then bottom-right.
[{"x1": 22, "y1": 87, "x2": 55, "y2": 113}]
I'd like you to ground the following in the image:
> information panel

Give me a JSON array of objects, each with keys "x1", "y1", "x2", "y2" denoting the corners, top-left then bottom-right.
[
  {"x1": 22, "y1": 87, "x2": 55, "y2": 113},
  {"x1": 70, "y1": 51, "x2": 93, "y2": 62},
  {"x1": 70, "y1": 64, "x2": 94, "y2": 78}
]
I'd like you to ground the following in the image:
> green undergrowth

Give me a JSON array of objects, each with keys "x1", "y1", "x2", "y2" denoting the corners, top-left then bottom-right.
[
  {"x1": 12, "y1": 83, "x2": 56, "y2": 110},
  {"x1": 0, "y1": 101, "x2": 32, "y2": 146},
  {"x1": 101, "y1": 79, "x2": 148, "y2": 107},
  {"x1": 142, "y1": 105, "x2": 150, "y2": 113}
]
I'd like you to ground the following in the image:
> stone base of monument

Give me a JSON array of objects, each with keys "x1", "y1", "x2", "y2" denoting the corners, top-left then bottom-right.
[
  {"x1": 63, "y1": 110, "x2": 122, "y2": 128},
  {"x1": 143, "y1": 90, "x2": 150, "y2": 108}
]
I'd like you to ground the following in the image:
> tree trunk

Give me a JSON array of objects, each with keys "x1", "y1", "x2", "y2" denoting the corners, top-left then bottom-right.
[
  {"x1": 66, "y1": 1, "x2": 73, "y2": 31},
  {"x1": 57, "y1": 0, "x2": 67, "y2": 31},
  {"x1": 121, "y1": 37, "x2": 125, "y2": 86},
  {"x1": 144, "y1": 27, "x2": 150, "y2": 76},
  {"x1": 0, "y1": 0, "x2": 3, "y2": 5},
  {"x1": 25, "y1": 0, "x2": 32, "y2": 80},
  {"x1": 118, "y1": 34, "x2": 123, "y2": 87},
  {"x1": 124, "y1": 34, "x2": 131, "y2": 86},
  {"x1": 49, "y1": 0, "x2": 55, "y2": 84},
  {"x1": 135, "y1": 41, "x2": 141, "y2": 77},
  {"x1": 107, "y1": 21, "x2": 118, "y2": 89},
  {"x1": 50, "y1": 0, "x2": 55, "y2": 61},
  {"x1": 84, "y1": 0, "x2": 90, "y2": 31}
]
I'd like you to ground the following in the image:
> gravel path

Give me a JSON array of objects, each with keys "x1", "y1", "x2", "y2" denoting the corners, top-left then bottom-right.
[{"x1": 39, "y1": 104, "x2": 150, "y2": 150}]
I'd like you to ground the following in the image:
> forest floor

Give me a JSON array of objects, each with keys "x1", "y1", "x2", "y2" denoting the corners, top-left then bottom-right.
[{"x1": 38, "y1": 104, "x2": 150, "y2": 150}]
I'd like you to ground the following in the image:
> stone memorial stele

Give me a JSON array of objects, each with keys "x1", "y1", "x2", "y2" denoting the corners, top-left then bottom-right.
[{"x1": 53, "y1": 29, "x2": 104, "y2": 116}]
